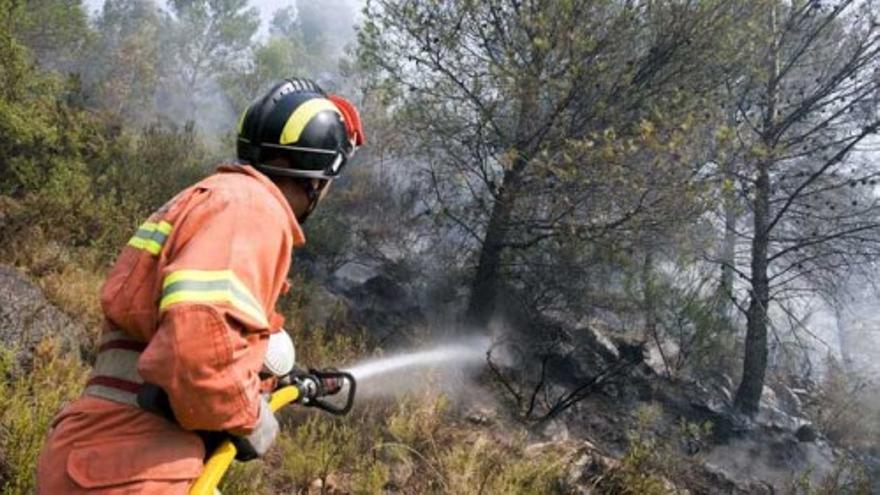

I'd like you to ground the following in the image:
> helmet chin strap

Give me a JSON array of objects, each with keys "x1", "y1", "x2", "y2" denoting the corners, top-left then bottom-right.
[{"x1": 297, "y1": 180, "x2": 324, "y2": 224}]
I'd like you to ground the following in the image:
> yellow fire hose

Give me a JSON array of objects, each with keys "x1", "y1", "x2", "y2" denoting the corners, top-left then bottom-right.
[
  {"x1": 187, "y1": 368, "x2": 355, "y2": 495},
  {"x1": 189, "y1": 385, "x2": 300, "y2": 495}
]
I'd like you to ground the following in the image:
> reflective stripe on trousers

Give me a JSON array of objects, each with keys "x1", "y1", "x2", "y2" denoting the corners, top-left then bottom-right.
[{"x1": 83, "y1": 329, "x2": 147, "y2": 407}]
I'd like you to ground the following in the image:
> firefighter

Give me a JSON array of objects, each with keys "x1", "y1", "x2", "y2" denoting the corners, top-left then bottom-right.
[{"x1": 36, "y1": 78, "x2": 364, "y2": 494}]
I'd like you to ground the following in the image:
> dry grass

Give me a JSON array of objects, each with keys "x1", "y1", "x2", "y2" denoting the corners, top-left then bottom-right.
[{"x1": 0, "y1": 340, "x2": 89, "y2": 495}]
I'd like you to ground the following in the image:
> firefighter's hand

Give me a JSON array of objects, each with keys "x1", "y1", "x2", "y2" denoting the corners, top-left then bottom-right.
[{"x1": 231, "y1": 395, "x2": 279, "y2": 461}]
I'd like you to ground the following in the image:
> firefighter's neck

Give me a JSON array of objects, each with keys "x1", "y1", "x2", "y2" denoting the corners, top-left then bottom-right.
[{"x1": 273, "y1": 176, "x2": 313, "y2": 222}]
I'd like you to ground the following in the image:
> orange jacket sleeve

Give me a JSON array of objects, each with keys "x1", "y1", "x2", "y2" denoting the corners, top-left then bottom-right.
[{"x1": 138, "y1": 188, "x2": 293, "y2": 433}]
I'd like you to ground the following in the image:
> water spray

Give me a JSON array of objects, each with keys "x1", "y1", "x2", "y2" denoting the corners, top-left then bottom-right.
[
  {"x1": 192, "y1": 335, "x2": 490, "y2": 494},
  {"x1": 343, "y1": 335, "x2": 490, "y2": 399},
  {"x1": 346, "y1": 335, "x2": 491, "y2": 380}
]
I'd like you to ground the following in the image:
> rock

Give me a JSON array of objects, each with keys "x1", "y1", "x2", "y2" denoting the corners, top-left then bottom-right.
[
  {"x1": 307, "y1": 475, "x2": 343, "y2": 495},
  {"x1": 584, "y1": 450, "x2": 621, "y2": 477},
  {"x1": 539, "y1": 419, "x2": 570, "y2": 442},
  {"x1": 363, "y1": 275, "x2": 408, "y2": 303},
  {"x1": 581, "y1": 324, "x2": 620, "y2": 362},
  {"x1": 775, "y1": 385, "x2": 804, "y2": 416},
  {"x1": 0, "y1": 264, "x2": 86, "y2": 366},
  {"x1": 307, "y1": 478, "x2": 323, "y2": 494},
  {"x1": 760, "y1": 385, "x2": 779, "y2": 410},
  {"x1": 704, "y1": 431, "x2": 836, "y2": 489},
  {"x1": 644, "y1": 342, "x2": 670, "y2": 375},
  {"x1": 601, "y1": 383, "x2": 620, "y2": 398},
  {"x1": 795, "y1": 423, "x2": 817, "y2": 443},
  {"x1": 302, "y1": 284, "x2": 347, "y2": 328},
  {"x1": 330, "y1": 267, "x2": 425, "y2": 344},
  {"x1": 465, "y1": 406, "x2": 496, "y2": 426},
  {"x1": 524, "y1": 439, "x2": 609, "y2": 494},
  {"x1": 701, "y1": 463, "x2": 776, "y2": 495},
  {"x1": 388, "y1": 460, "x2": 413, "y2": 487},
  {"x1": 330, "y1": 262, "x2": 378, "y2": 289}
]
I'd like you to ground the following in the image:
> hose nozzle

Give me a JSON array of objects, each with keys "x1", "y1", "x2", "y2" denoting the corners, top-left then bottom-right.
[{"x1": 283, "y1": 368, "x2": 356, "y2": 415}]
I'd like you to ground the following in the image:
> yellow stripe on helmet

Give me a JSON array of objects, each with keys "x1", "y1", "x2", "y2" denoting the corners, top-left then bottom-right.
[
  {"x1": 236, "y1": 108, "x2": 248, "y2": 134},
  {"x1": 279, "y1": 98, "x2": 341, "y2": 145}
]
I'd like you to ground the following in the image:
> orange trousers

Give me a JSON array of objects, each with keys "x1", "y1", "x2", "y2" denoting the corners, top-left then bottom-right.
[{"x1": 37, "y1": 396, "x2": 205, "y2": 494}]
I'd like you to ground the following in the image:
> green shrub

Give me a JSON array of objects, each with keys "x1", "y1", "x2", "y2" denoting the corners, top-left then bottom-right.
[
  {"x1": 278, "y1": 414, "x2": 363, "y2": 490},
  {"x1": 350, "y1": 455, "x2": 390, "y2": 495},
  {"x1": 0, "y1": 340, "x2": 88, "y2": 495},
  {"x1": 806, "y1": 357, "x2": 880, "y2": 451},
  {"x1": 593, "y1": 404, "x2": 711, "y2": 495},
  {"x1": 438, "y1": 435, "x2": 567, "y2": 495},
  {"x1": 219, "y1": 459, "x2": 269, "y2": 495},
  {"x1": 786, "y1": 457, "x2": 872, "y2": 495}
]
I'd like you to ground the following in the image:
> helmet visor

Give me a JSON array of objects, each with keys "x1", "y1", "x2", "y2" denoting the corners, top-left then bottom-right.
[{"x1": 254, "y1": 142, "x2": 349, "y2": 179}]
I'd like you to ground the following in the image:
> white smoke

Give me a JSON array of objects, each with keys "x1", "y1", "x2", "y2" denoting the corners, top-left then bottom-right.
[{"x1": 343, "y1": 335, "x2": 491, "y2": 400}]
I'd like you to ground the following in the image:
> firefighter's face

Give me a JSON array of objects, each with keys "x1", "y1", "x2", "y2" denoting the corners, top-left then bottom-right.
[{"x1": 276, "y1": 177, "x2": 332, "y2": 223}]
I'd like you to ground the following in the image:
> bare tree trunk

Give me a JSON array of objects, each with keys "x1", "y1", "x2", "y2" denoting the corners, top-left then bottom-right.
[
  {"x1": 734, "y1": 159, "x2": 771, "y2": 414},
  {"x1": 464, "y1": 163, "x2": 524, "y2": 326},
  {"x1": 735, "y1": 3, "x2": 778, "y2": 415},
  {"x1": 718, "y1": 161, "x2": 737, "y2": 317},
  {"x1": 642, "y1": 247, "x2": 658, "y2": 341},
  {"x1": 464, "y1": 76, "x2": 538, "y2": 328},
  {"x1": 832, "y1": 303, "x2": 854, "y2": 373}
]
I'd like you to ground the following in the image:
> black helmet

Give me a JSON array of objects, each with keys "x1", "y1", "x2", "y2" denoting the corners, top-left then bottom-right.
[{"x1": 236, "y1": 78, "x2": 354, "y2": 180}]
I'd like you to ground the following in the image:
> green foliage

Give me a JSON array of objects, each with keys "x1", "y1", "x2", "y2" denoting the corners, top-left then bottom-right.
[
  {"x1": 218, "y1": 459, "x2": 268, "y2": 495},
  {"x1": 282, "y1": 318, "x2": 369, "y2": 369},
  {"x1": 377, "y1": 393, "x2": 567, "y2": 494},
  {"x1": 277, "y1": 414, "x2": 364, "y2": 490},
  {"x1": 805, "y1": 357, "x2": 880, "y2": 451},
  {"x1": 89, "y1": 0, "x2": 168, "y2": 123},
  {"x1": 221, "y1": 36, "x2": 309, "y2": 110},
  {"x1": 644, "y1": 275, "x2": 738, "y2": 378},
  {"x1": 1, "y1": 123, "x2": 211, "y2": 262},
  {"x1": 786, "y1": 457, "x2": 873, "y2": 495},
  {"x1": 385, "y1": 392, "x2": 448, "y2": 453},
  {"x1": 221, "y1": 0, "x2": 355, "y2": 112},
  {"x1": 594, "y1": 404, "x2": 711, "y2": 495},
  {"x1": 0, "y1": 341, "x2": 89, "y2": 495},
  {"x1": 439, "y1": 436, "x2": 566, "y2": 495},
  {"x1": 167, "y1": 0, "x2": 259, "y2": 120},
  {"x1": 15, "y1": 0, "x2": 90, "y2": 72},
  {"x1": 350, "y1": 455, "x2": 389, "y2": 494}
]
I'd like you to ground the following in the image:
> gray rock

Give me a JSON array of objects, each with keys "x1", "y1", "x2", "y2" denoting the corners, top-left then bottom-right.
[
  {"x1": 465, "y1": 406, "x2": 496, "y2": 426},
  {"x1": 330, "y1": 270, "x2": 425, "y2": 344},
  {"x1": 0, "y1": 265, "x2": 86, "y2": 367},
  {"x1": 795, "y1": 423, "x2": 817, "y2": 443},
  {"x1": 330, "y1": 263, "x2": 379, "y2": 291},
  {"x1": 388, "y1": 460, "x2": 413, "y2": 487},
  {"x1": 704, "y1": 432, "x2": 836, "y2": 489},
  {"x1": 775, "y1": 385, "x2": 804, "y2": 416},
  {"x1": 301, "y1": 284, "x2": 347, "y2": 328},
  {"x1": 539, "y1": 419, "x2": 571, "y2": 442}
]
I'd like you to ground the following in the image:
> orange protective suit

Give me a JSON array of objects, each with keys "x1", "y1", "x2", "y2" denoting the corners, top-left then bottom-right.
[{"x1": 37, "y1": 164, "x2": 304, "y2": 494}]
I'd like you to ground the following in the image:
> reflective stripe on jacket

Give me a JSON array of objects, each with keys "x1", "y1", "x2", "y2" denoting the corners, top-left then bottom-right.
[
  {"x1": 102, "y1": 163, "x2": 302, "y2": 432},
  {"x1": 37, "y1": 164, "x2": 303, "y2": 493}
]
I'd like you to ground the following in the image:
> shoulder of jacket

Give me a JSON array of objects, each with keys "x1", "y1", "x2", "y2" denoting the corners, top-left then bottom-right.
[{"x1": 195, "y1": 173, "x2": 290, "y2": 227}]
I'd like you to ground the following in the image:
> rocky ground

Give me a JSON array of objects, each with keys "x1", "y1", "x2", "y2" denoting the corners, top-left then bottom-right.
[
  {"x1": 323, "y1": 261, "x2": 878, "y2": 494},
  {"x1": 2, "y1": 260, "x2": 876, "y2": 494},
  {"x1": 0, "y1": 265, "x2": 87, "y2": 368}
]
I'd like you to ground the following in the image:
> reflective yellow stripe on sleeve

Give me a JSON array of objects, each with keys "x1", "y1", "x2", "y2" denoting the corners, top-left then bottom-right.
[
  {"x1": 159, "y1": 269, "x2": 268, "y2": 327},
  {"x1": 127, "y1": 220, "x2": 173, "y2": 256}
]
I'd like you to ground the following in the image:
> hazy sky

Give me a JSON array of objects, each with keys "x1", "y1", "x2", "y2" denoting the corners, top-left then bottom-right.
[{"x1": 82, "y1": 0, "x2": 362, "y2": 38}]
